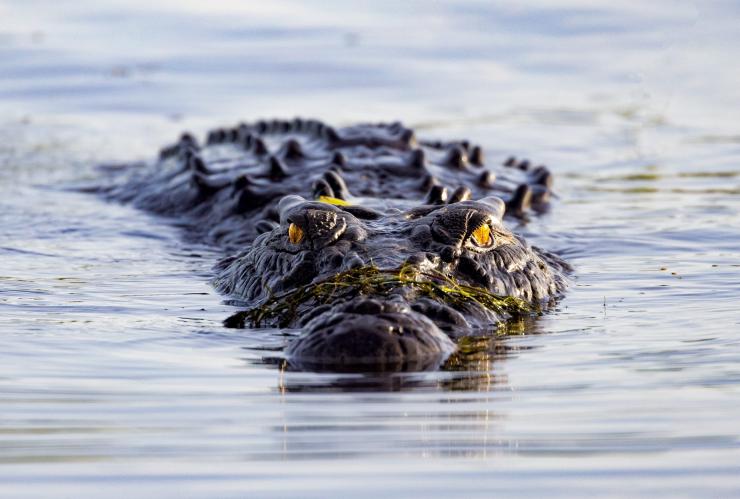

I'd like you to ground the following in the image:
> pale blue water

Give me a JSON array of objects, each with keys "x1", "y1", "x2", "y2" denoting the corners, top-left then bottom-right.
[{"x1": 1, "y1": 1, "x2": 739, "y2": 497}]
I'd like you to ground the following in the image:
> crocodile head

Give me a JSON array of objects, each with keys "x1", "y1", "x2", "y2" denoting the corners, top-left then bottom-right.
[{"x1": 213, "y1": 195, "x2": 569, "y2": 371}]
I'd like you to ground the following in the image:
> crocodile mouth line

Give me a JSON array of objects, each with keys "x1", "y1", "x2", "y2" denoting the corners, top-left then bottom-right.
[{"x1": 224, "y1": 265, "x2": 531, "y2": 328}]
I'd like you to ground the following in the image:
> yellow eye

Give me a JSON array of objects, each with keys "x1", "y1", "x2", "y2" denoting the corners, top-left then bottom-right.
[
  {"x1": 288, "y1": 223, "x2": 304, "y2": 244},
  {"x1": 471, "y1": 223, "x2": 492, "y2": 247}
]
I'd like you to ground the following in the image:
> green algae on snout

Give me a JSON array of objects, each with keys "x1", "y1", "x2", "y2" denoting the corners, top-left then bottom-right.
[{"x1": 225, "y1": 265, "x2": 530, "y2": 328}]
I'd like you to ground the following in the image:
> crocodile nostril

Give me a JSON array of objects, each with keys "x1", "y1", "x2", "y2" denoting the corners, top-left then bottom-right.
[{"x1": 329, "y1": 252, "x2": 344, "y2": 268}]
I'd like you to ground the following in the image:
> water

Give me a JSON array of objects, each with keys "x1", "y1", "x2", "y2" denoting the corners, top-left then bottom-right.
[{"x1": 1, "y1": 1, "x2": 740, "y2": 497}]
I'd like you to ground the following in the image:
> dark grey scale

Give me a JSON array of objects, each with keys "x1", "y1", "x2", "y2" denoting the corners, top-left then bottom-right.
[
  {"x1": 506, "y1": 184, "x2": 532, "y2": 215},
  {"x1": 342, "y1": 205, "x2": 382, "y2": 220},
  {"x1": 460, "y1": 140, "x2": 470, "y2": 152},
  {"x1": 531, "y1": 165, "x2": 553, "y2": 188},
  {"x1": 504, "y1": 156, "x2": 516, "y2": 167},
  {"x1": 255, "y1": 120, "x2": 269, "y2": 134},
  {"x1": 236, "y1": 123, "x2": 250, "y2": 137},
  {"x1": 323, "y1": 126, "x2": 340, "y2": 144},
  {"x1": 513, "y1": 272, "x2": 533, "y2": 302},
  {"x1": 291, "y1": 117, "x2": 304, "y2": 131},
  {"x1": 266, "y1": 156, "x2": 289, "y2": 180},
  {"x1": 177, "y1": 146, "x2": 198, "y2": 165},
  {"x1": 188, "y1": 155, "x2": 211, "y2": 175},
  {"x1": 443, "y1": 146, "x2": 468, "y2": 169},
  {"x1": 331, "y1": 152, "x2": 347, "y2": 168},
  {"x1": 457, "y1": 256, "x2": 489, "y2": 287},
  {"x1": 530, "y1": 185, "x2": 550, "y2": 205},
  {"x1": 270, "y1": 119, "x2": 290, "y2": 133},
  {"x1": 225, "y1": 127, "x2": 240, "y2": 142},
  {"x1": 326, "y1": 164, "x2": 343, "y2": 176},
  {"x1": 265, "y1": 206, "x2": 280, "y2": 222},
  {"x1": 469, "y1": 146, "x2": 484, "y2": 166},
  {"x1": 517, "y1": 159, "x2": 530, "y2": 171},
  {"x1": 449, "y1": 186, "x2": 472, "y2": 204},
  {"x1": 277, "y1": 120, "x2": 291, "y2": 133},
  {"x1": 180, "y1": 132, "x2": 198, "y2": 149},
  {"x1": 323, "y1": 171, "x2": 350, "y2": 200},
  {"x1": 240, "y1": 133, "x2": 254, "y2": 150},
  {"x1": 252, "y1": 137, "x2": 268, "y2": 156},
  {"x1": 304, "y1": 119, "x2": 321, "y2": 134},
  {"x1": 313, "y1": 178, "x2": 334, "y2": 198},
  {"x1": 440, "y1": 246, "x2": 461, "y2": 263},
  {"x1": 313, "y1": 122, "x2": 325, "y2": 137},
  {"x1": 205, "y1": 129, "x2": 217, "y2": 145},
  {"x1": 158, "y1": 144, "x2": 178, "y2": 160},
  {"x1": 279, "y1": 139, "x2": 304, "y2": 161},
  {"x1": 173, "y1": 143, "x2": 191, "y2": 160},
  {"x1": 232, "y1": 183, "x2": 267, "y2": 214},
  {"x1": 425, "y1": 185, "x2": 448, "y2": 204},
  {"x1": 407, "y1": 149, "x2": 426, "y2": 169},
  {"x1": 167, "y1": 144, "x2": 182, "y2": 159},
  {"x1": 268, "y1": 119, "x2": 282, "y2": 132},
  {"x1": 421, "y1": 174, "x2": 439, "y2": 192},
  {"x1": 190, "y1": 171, "x2": 228, "y2": 196},
  {"x1": 216, "y1": 128, "x2": 230, "y2": 143},
  {"x1": 400, "y1": 129, "x2": 416, "y2": 148},
  {"x1": 256, "y1": 220, "x2": 279, "y2": 234},
  {"x1": 478, "y1": 170, "x2": 496, "y2": 188},
  {"x1": 231, "y1": 174, "x2": 252, "y2": 192},
  {"x1": 206, "y1": 129, "x2": 223, "y2": 145}
]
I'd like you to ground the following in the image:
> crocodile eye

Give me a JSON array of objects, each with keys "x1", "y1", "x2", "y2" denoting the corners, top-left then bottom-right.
[
  {"x1": 288, "y1": 223, "x2": 304, "y2": 244},
  {"x1": 470, "y1": 223, "x2": 493, "y2": 248}
]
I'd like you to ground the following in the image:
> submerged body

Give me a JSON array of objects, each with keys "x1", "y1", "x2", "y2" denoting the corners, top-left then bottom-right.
[{"x1": 97, "y1": 119, "x2": 569, "y2": 371}]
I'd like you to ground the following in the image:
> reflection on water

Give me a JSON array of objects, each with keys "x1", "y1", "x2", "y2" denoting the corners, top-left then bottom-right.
[
  {"x1": 264, "y1": 331, "x2": 530, "y2": 392},
  {"x1": 1, "y1": 0, "x2": 740, "y2": 497}
]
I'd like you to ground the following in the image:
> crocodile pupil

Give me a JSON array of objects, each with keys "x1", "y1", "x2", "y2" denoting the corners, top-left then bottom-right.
[{"x1": 288, "y1": 223, "x2": 304, "y2": 244}]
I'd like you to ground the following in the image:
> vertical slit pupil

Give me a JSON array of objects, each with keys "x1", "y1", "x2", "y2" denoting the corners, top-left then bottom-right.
[
  {"x1": 472, "y1": 224, "x2": 491, "y2": 246},
  {"x1": 288, "y1": 223, "x2": 304, "y2": 244}
]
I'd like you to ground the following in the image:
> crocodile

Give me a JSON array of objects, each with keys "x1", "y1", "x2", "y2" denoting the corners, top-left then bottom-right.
[{"x1": 96, "y1": 119, "x2": 569, "y2": 371}]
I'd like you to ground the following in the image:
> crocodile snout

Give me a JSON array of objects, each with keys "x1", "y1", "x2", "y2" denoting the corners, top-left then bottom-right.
[{"x1": 285, "y1": 298, "x2": 456, "y2": 372}]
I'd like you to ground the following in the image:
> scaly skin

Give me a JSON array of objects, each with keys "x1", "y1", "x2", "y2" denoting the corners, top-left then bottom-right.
[
  {"x1": 213, "y1": 196, "x2": 569, "y2": 371},
  {"x1": 101, "y1": 119, "x2": 553, "y2": 250},
  {"x1": 96, "y1": 119, "x2": 568, "y2": 371}
]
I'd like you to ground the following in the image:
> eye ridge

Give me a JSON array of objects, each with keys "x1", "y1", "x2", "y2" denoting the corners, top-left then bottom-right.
[{"x1": 288, "y1": 223, "x2": 304, "y2": 244}]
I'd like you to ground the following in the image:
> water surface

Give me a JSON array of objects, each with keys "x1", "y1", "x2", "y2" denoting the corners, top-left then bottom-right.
[{"x1": 1, "y1": 1, "x2": 739, "y2": 497}]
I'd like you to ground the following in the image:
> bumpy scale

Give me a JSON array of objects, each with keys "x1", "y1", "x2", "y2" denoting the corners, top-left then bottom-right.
[{"x1": 96, "y1": 119, "x2": 569, "y2": 371}]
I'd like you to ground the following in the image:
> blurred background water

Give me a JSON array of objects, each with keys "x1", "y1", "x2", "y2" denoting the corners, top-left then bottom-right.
[{"x1": 1, "y1": 1, "x2": 739, "y2": 497}]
